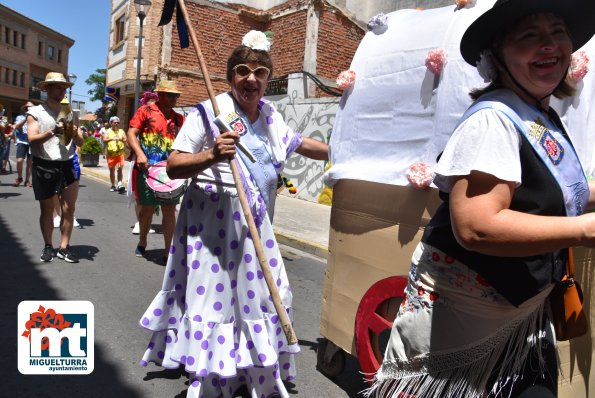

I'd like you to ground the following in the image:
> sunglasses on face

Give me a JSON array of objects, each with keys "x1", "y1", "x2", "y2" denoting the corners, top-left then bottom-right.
[
  {"x1": 233, "y1": 64, "x2": 270, "y2": 80},
  {"x1": 166, "y1": 93, "x2": 180, "y2": 99}
]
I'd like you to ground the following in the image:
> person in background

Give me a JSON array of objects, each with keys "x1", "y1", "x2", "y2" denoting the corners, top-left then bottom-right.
[
  {"x1": 129, "y1": 91, "x2": 159, "y2": 235},
  {"x1": 27, "y1": 72, "x2": 84, "y2": 263},
  {"x1": 1, "y1": 116, "x2": 13, "y2": 174},
  {"x1": 99, "y1": 121, "x2": 108, "y2": 159},
  {"x1": 138, "y1": 31, "x2": 329, "y2": 398},
  {"x1": 104, "y1": 116, "x2": 127, "y2": 193},
  {"x1": 126, "y1": 81, "x2": 185, "y2": 261},
  {"x1": 367, "y1": 1, "x2": 595, "y2": 397},
  {"x1": 93, "y1": 121, "x2": 102, "y2": 142},
  {"x1": 12, "y1": 101, "x2": 34, "y2": 187},
  {"x1": 53, "y1": 143, "x2": 82, "y2": 229}
]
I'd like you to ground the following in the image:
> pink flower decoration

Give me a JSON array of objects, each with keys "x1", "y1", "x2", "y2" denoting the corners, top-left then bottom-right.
[
  {"x1": 425, "y1": 48, "x2": 448, "y2": 75},
  {"x1": 567, "y1": 51, "x2": 589, "y2": 85},
  {"x1": 336, "y1": 70, "x2": 356, "y2": 90},
  {"x1": 407, "y1": 162, "x2": 434, "y2": 189},
  {"x1": 140, "y1": 91, "x2": 159, "y2": 106}
]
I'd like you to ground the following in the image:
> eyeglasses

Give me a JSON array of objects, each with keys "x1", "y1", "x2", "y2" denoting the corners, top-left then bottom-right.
[
  {"x1": 233, "y1": 64, "x2": 270, "y2": 80},
  {"x1": 165, "y1": 93, "x2": 180, "y2": 99}
]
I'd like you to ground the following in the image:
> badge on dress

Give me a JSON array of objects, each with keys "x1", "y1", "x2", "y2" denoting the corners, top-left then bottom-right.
[
  {"x1": 223, "y1": 112, "x2": 248, "y2": 136},
  {"x1": 539, "y1": 130, "x2": 564, "y2": 165}
]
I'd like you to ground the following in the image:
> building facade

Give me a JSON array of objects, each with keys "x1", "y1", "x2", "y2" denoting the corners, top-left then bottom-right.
[
  {"x1": 106, "y1": 0, "x2": 365, "y2": 123},
  {"x1": 0, "y1": 4, "x2": 74, "y2": 121},
  {"x1": 105, "y1": 0, "x2": 454, "y2": 203}
]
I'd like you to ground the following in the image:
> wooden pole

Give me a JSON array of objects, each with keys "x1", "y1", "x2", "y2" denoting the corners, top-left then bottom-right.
[{"x1": 176, "y1": 0, "x2": 298, "y2": 345}]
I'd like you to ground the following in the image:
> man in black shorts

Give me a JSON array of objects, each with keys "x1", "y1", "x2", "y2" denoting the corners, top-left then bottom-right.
[{"x1": 27, "y1": 72, "x2": 84, "y2": 263}]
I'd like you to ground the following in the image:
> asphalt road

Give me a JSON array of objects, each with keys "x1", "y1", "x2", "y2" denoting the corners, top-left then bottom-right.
[{"x1": 0, "y1": 167, "x2": 368, "y2": 397}]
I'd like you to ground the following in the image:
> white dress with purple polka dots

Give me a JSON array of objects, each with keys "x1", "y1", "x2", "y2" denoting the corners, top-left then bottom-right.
[{"x1": 139, "y1": 94, "x2": 303, "y2": 398}]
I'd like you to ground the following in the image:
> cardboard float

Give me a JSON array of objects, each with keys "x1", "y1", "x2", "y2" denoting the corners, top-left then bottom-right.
[{"x1": 320, "y1": 1, "x2": 595, "y2": 395}]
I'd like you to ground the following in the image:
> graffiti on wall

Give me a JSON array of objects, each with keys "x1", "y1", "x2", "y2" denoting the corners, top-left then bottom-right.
[{"x1": 273, "y1": 89, "x2": 339, "y2": 203}]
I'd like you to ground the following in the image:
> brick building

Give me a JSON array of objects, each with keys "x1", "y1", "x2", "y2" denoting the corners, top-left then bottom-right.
[
  {"x1": 106, "y1": 0, "x2": 365, "y2": 123},
  {"x1": 0, "y1": 3, "x2": 74, "y2": 121}
]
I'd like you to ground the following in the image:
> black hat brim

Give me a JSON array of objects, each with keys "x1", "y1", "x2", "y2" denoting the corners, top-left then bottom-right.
[{"x1": 460, "y1": 0, "x2": 595, "y2": 65}]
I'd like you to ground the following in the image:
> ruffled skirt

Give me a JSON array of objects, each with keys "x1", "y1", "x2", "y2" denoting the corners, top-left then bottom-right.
[{"x1": 139, "y1": 181, "x2": 300, "y2": 398}]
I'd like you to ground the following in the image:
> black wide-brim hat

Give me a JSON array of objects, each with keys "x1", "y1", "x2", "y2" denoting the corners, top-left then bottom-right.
[{"x1": 460, "y1": 0, "x2": 595, "y2": 66}]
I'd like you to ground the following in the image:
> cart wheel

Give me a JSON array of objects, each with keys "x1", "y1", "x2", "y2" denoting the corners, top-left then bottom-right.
[
  {"x1": 355, "y1": 276, "x2": 407, "y2": 384},
  {"x1": 316, "y1": 338, "x2": 346, "y2": 378}
]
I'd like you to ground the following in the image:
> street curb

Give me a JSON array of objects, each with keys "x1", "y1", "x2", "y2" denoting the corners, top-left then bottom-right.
[
  {"x1": 81, "y1": 167, "x2": 111, "y2": 185},
  {"x1": 81, "y1": 167, "x2": 329, "y2": 259},
  {"x1": 273, "y1": 229, "x2": 329, "y2": 259}
]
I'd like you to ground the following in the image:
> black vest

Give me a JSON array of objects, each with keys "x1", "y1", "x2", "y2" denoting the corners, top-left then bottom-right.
[{"x1": 423, "y1": 114, "x2": 568, "y2": 307}]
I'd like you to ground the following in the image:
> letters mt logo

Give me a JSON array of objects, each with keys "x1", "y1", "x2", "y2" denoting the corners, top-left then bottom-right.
[{"x1": 18, "y1": 301, "x2": 94, "y2": 375}]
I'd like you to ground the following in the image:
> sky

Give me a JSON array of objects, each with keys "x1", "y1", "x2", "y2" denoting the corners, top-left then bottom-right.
[{"x1": 2, "y1": 0, "x2": 110, "y2": 112}]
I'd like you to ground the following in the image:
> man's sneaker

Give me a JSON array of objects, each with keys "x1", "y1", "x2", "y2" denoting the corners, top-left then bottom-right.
[
  {"x1": 135, "y1": 245, "x2": 146, "y2": 257},
  {"x1": 109, "y1": 186, "x2": 116, "y2": 192},
  {"x1": 117, "y1": 182, "x2": 126, "y2": 193},
  {"x1": 40, "y1": 244, "x2": 54, "y2": 262},
  {"x1": 53, "y1": 215, "x2": 61, "y2": 228},
  {"x1": 56, "y1": 246, "x2": 79, "y2": 263},
  {"x1": 73, "y1": 217, "x2": 81, "y2": 228}
]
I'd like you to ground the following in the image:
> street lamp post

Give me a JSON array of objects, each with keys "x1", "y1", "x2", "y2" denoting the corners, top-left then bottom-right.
[
  {"x1": 67, "y1": 73, "x2": 77, "y2": 103},
  {"x1": 133, "y1": 0, "x2": 152, "y2": 115}
]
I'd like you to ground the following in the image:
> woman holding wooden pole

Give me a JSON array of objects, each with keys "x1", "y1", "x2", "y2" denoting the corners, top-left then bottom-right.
[{"x1": 138, "y1": 30, "x2": 328, "y2": 398}]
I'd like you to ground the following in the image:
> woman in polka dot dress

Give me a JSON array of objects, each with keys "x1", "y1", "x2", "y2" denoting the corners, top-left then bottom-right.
[{"x1": 138, "y1": 31, "x2": 328, "y2": 398}]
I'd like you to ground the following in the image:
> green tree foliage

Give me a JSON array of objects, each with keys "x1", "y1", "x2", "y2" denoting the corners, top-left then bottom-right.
[
  {"x1": 85, "y1": 69, "x2": 117, "y2": 120},
  {"x1": 85, "y1": 69, "x2": 107, "y2": 102}
]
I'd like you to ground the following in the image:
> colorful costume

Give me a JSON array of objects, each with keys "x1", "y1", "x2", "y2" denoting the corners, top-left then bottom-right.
[
  {"x1": 139, "y1": 92, "x2": 303, "y2": 398},
  {"x1": 128, "y1": 102, "x2": 185, "y2": 205},
  {"x1": 367, "y1": 89, "x2": 588, "y2": 397}
]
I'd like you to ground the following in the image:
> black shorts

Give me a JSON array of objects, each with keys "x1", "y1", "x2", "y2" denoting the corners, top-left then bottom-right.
[{"x1": 32, "y1": 157, "x2": 77, "y2": 201}]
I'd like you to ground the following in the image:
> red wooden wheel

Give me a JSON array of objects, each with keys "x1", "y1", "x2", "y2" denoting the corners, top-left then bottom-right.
[{"x1": 355, "y1": 276, "x2": 407, "y2": 384}]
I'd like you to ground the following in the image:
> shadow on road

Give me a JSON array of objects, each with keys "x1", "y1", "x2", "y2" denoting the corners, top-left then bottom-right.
[
  {"x1": 72, "y1": 244, "x2": 100, "y2": 262},
  {"x1": 0, "y1": 213, "x2": 142, "y2": 397},
  {"x1": 0, "y1": 191, "x2": 21, "y2": 199}
]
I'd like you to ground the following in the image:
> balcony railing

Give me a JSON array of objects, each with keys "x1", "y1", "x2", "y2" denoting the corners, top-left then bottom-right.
[
  {"x1": 264, "y1": 72, "x2": 343, "y2": 97},
  {"x1": 265, "y1": 76, "x2": 288, "y2": 96}
]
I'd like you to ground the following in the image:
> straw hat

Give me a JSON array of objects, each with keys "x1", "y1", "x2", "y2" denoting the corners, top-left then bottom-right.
[
  {"x1": 155, "y1": 80, "x2": 182, "y2": 94},
  {"x1": 37, "y1": 72, "x2": 74, "y2": 91},
  {"x1": 460, "y1": 0, "x2": 595, "y2": 66}
]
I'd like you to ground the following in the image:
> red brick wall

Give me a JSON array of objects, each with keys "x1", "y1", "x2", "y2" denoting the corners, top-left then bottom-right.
[
  {"x1": 268, "y1": 11, "x2": 308, "y2": 76},
  {"x1": 315, "y1": 4, "x2": 364, "y2": 97},
  {"x1": 165, "y1": 4, "x2": 262, "y2": 105},
  {"x1": 164, "y1": 1, "x2": 363, "y2": 106},
  {"x1": 317, "y1": 5, "x2": 362, "y2": 80}
]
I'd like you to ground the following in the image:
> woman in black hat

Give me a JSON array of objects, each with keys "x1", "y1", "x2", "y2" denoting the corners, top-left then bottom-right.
[{"x1": 367, "y1": 1, "x2": 595, "y2": 397}]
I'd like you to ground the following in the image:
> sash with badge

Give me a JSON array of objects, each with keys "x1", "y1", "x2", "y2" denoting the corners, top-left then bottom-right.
[
  {"x1": 202, "y1": 95, "x2": 278, "y2": 225},
  {"x1": 214, "y1": 111, "x2": 256, "y2": 163},
  {"x1": 460, "y1": 90, "x2": 588, "y2": 217}
]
